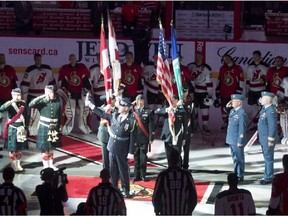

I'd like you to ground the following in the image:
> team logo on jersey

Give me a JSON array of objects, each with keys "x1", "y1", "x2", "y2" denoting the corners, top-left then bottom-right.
[
  {"x1": 192, "y1": 70, "x2": 202, "y2": 80},
  {"x1": 224, "y1": 71, "x2": 233, "y2": 86},
  {"x1": 252, "y1": 70, "x2": 261, "y2": 81},
  {"x1": 98, "y1": 73, "x2": 104, "y2": 82},
  {"x1": 273, "y1": 73, "x2": 281, "y2": 87},
  {"x1": 150, "y1": 73, "x2": 156, "y2": 80},
  {"x1": 0, "y1": 72, "x2": 10, "y2": 87},
  {"x1": 36, "y1": 72, "x2": 47, "y2": 84},
  {"x1": 70, "y1": 71, "x2": 81, "y2": 86},
  {"x1": 124, "y1": 70, "x2": 135, "y2": 84}
]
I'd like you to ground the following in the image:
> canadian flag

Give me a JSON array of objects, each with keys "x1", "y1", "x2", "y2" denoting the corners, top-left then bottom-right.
[
  {"x1": 100, "y1": 20, "x2": 112, "y2": 105},
  {"x1": 107, "y1": 12, "x2": 121, "y2": 95}
]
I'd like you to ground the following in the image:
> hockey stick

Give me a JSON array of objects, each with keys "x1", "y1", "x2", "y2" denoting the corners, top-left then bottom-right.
[{"x1": 244, "y1": 130, "x2": 258, "y2": 153}]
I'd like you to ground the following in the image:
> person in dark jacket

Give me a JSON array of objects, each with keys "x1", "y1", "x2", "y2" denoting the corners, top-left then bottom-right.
[{"x1": 36, "y1": 167, "x2": 68, "y2": 215}]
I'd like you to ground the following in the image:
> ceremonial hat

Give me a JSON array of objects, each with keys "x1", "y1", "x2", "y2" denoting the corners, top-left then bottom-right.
[
  {"x1": 135, "y1": 94, "x2": 144, "y2": 100},
  {"x1": 231, "y1": 94, "x2": 245, "y2": 101},
  {"x1": 11, "y1": 88, "x2": 21, "y2": 94},
  {"x1": 119, "y1": 97, "x2": 132, "y2": 107},
  {"x1": 45, "y1": 85, "x2": 55, "y2": 90},
  {"x1": 261, "y1": 91, "x2": 275, "y2": 99}
]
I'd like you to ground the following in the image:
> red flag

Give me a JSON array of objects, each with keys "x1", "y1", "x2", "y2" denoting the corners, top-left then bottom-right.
[
  {"x1": 100, "y1": 21, "x2": 112, "y2": 105},
  {"x1": 107, "y1": 12, "x2": 121, "y2": 94},
  {"x1": 156, "y1": 24, "x2": 175, "y2": 125}
]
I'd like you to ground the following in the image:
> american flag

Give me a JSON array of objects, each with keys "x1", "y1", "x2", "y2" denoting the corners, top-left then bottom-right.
[
  {"x1": 100, "y1": 20, "x2": 112, "y2": 105},
  {"x1": 107, "y1": 12, "x2": 121, "y2": 94},
  {"x1": 156, "y1": 27, "x2": 174, "y2": 107},
  {"x1": 156, "y1": 25, "x2": 175, "y2": 125}
]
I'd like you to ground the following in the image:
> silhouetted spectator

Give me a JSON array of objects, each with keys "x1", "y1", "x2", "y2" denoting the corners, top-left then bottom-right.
[
  {"x1": 36, "y1": 168, "x2": 68, "y2": 215},
  {"x1": 121, "y1": 1, "x2": 139, "y2": 37},
  {"x1": 132, "y1": 26, "x2": 151, "y2": 65},
  {"x1": 85, "y1": 168, "x2": 126, "y2": 215},
  {"x1": 152, "y1": 149, "x2": 197, "y2": 215},
  {"x1": 70, "y1": 202, "x2": 86, "y2": 215},
  {"x1": 267, "y1": 154, "x2": 288, "y2": 215},
  {"x1": 215, "y1": 173, "x2": 256, "y2": 215},
  {"x1": 0, "y1": 167, "x2": 27, "y2": 215},
  {"x1": 13, "y1": 1, "x2": 33, "y2": 35}
]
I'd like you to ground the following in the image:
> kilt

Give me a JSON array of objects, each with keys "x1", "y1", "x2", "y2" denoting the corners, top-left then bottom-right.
[
  {"x1": 4, "y1": 125, "x2": 28, "y2": 152},
  {"x1": 36, "y1": 124, "x2": 62, "y2": 150}
]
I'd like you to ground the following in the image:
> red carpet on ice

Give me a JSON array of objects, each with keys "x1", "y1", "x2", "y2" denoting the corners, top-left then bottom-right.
[
  {"x1": 59, "y1": 135, "x2": 157, "y2": 167},
  {"x1": 66, "y1": 176, "x2": 209, "y2": 202}
]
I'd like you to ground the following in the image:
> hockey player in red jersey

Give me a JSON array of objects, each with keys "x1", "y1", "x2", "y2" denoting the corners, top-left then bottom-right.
[
  {"x1": 121, "y1": 52, "x2": 143, "y2": 101},
  {"x1": 0, "y1": 54, "x2": 19, "y2": 138},
  {"x1": 58, "y1": 54, "x2": 92, "y2": 135},
  {"x1": 215, "y1": 54, "x2": 245, "y2": 130},
  {"x1": 266, "y1": 56, "x2": 288, "y2": 95}
]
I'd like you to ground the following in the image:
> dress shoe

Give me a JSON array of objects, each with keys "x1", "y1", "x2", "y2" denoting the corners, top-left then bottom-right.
[
  {"x1": 133, "y1": 177, "x2": 141, "y2": 183},
  {"x1": 238, "y1": 177, "x2": 244, "y2": 182},
  {"x1": 121, "y1": 191, "x2": 133, "y2": 198},
  {"x1": 141, "y1": 177, "x2": 147, "y2": 182},
  {"x1": 258, "y1": 178, "x2": 272, "y2": 185}
]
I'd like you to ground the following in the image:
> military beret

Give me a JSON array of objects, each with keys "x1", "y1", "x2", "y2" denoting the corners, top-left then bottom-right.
[
  {"x1": 135, "y1": 94, "x2": 144, "y2": 100},
  {"x1": 119, "y1": 97, "x2": 132, "y2": 107},
  {"x1": 11, "y1": 88, "x2": 21, "y2": 94},
  {"x1": 45, "y1": 85, "x2": 55, "y2": 91},
  {"x1": 261, "y1": 91, "x2": 275, "y2": 99},
  {"x1": 231, "y1": 94, "x2": 244, "y2": 101}
]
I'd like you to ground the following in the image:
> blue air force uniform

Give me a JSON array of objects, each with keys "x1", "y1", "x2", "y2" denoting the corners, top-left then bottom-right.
[
  {"x1": 258, "y1": 92, "x2": 278, "y2": 182},
  {"x1": 225, "y1": 94, "x2": 248, "y2": 180},
  {"x1": 90, "y1": 98, "x2": 136, "y2": 196}
]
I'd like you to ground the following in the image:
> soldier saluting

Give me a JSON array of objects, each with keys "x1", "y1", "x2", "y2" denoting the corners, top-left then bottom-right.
[{"x1": 86, "y1": 94, "x2": 137, "y2": 198}]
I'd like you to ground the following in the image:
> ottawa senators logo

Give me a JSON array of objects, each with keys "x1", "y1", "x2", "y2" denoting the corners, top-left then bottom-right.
[
  {"x1": 0, "y1": 72, "x2": 10, "y2": 87},
  {"x1": 36, "y1": 72, "x2": 47, "y2": 84},
  {"x1": 273, "y1": 73, "x2": 281, "y2": 87},
  {"x1": 70, "y1": 71, "x2": 81, "y2": 86},
  {"x1": 224, "y1": 71, "x2": 233, "y2": 86},
  {"x1": 124, "y1": 70, "x2": 135, "y2": 84}
]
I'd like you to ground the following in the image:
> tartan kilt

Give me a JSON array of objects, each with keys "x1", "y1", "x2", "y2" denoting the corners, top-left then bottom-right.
[
  {"x1": 4, "y1": 126, "x2": 28, "y2": 152},
  {"x1": 36, "y1": 124, "x2": 62, "y2": 150}
]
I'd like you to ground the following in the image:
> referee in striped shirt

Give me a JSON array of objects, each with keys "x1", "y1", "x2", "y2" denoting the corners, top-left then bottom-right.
[
  {"x1": 85, "y1": 168, "x2": 126, "y2": 215},
  {"x1": 152, "y1": 149, "x2": 197, "y2": 215},
  {"x1": 0, "y1": 167, "x2": 27, "y2": 215}
]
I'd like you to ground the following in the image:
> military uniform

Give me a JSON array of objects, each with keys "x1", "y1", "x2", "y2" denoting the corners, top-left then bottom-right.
[
  {"x1": 226, "y1": 94, "x2": 248, "y2": 181},
  {"x1": 155, "y1": 106, "x2": 187, "y2": 165},
  {"x1": 134, "y1": 104, "x2": 154, "y2": 181},
  {"x1": 182, "y1": 98, "x2": 194, "y2": 170},
  {"x1": 28, "y1": 96, "x2": 62, "y2": 150},
  {"x1": 258, "y1": 92, "x2": 278, "y2": 183},
  {"x1": 97, "y1": 106, "x2": 118, "y2": 169},
  {"x1": 90, "y1": 100, "x2": 136, "y2": 197}
]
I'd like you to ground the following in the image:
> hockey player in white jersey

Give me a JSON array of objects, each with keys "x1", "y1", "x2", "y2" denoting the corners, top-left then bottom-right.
[
  {"x1": 188, "y1": 52, "x2": 213, "y2": 135},
  {"x1": 215, "y1": 173, "x2": 256, "y2": 215},
  {"x1": 20, "y1": 53, "x2": 56, "y2": 136}
]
